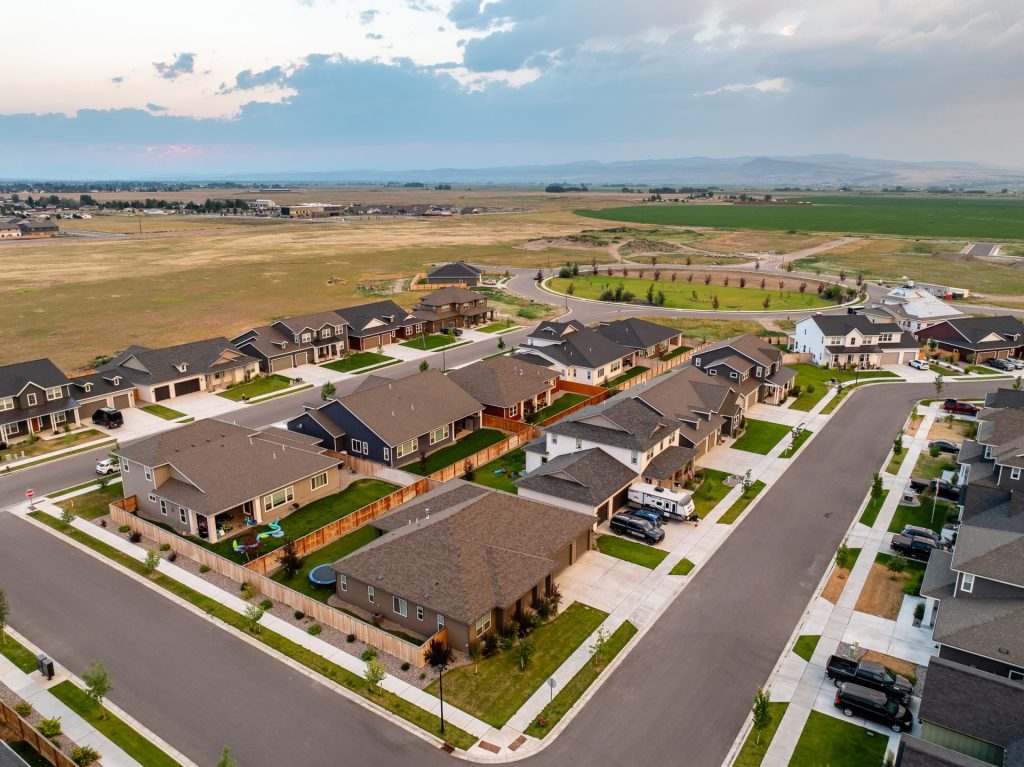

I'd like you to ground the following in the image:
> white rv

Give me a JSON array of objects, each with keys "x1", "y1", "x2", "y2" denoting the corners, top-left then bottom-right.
[{"x1": 628, "y1": 483, "x2": 695, "y2": 520}]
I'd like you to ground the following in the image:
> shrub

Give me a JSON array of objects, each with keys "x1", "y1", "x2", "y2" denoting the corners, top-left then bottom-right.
[
  {"x1": 929, "y1": 444, "x2": 941, "y2": 458},
  {"x1": 483, "y1": 633, "x2": 499, "y2": 656},
  {"x1": 903, "y1": 571, "x2": 924, "y2": 596},
  {"x1": 294, "y1": 610, "x2": 305, "y2": 620},
  {"x1": 71, "y1": 746, "x2": 101, "y2": 766},
  {"x1": 790, "y1": 384, "x2": 802, "y2": 397},
  {"x1": 159, "y1": 542, "x2": 171, "y2": 552},
  {"x1": 199, "y1": 564, "x2": 210, "y2": 574},
  {"x1": 307, "y1": 624, "x2": 322, "y2": 636},
  {"x1": 400, "y1": 661, "x2": 411, "y2": 672},
  {"x1": 37, "y1": 716, "x2": 62, "y2": 740},
  {"x1": 887, "y1": 557, "x2": 907, "y2": 578},
  {"x1": 259, "y1": 599, "x2": 273, "y2": 611},
  {"x1": 806, "y1": 384, "x2": 816, "y2": 393},
  {"x1": 361, "y1": 647, "x2": 378, "y2": 662},
  {"x1": 13, "y1": 701, "x2": 32, "y2": 717},
  {"x1": 364, "y1": 659, "x2": 386, "y2": 690},
  {"x1": 515, "y1": 609, "x2": 537, "y2": 638},
  {"x1": 517, "y1": 640, "x2": 536, "y2": 670},
  {"x1": 128, "y1": 531, "x2": 142, "y2": 544},
  {"x1": 239, "y1": 582, "x2": 256, "y2": 600},
  {"x1": 419, "y1": 672, "x2": 427, "y2": 681},
  {"x1": 118, "y1": 525, "x2": 130, "y2": 533},
  {"x1": 913, "y1": 603, "x2": 925, "y2": 622},
  {"x1": 346, "y1": 633, "x2": 356, "y2": 643},
  {"x1": 60, "y1": 508, "x2": 76, "y2": 526},
  {"x1": 167, "y1": 551, "x2": 177, "y2": 563},
  {"x1": 499, "y1": 632, "x2": 516, "y2": 652}
]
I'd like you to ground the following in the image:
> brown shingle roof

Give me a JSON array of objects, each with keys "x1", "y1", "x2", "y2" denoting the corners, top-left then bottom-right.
[
  {"x1": 416, "y1": 286, "x2": 482, "y2": 307},
  {"x1": 447, "y1": 356, "x2": 559, "y2": 408}
]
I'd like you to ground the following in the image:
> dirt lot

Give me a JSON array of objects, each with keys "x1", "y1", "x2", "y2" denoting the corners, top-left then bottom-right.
[
  {"x1": 861, "y1": 650, "x2": 919, "y2": 684},
  {"x1": 822, "y1": 564, "x2": 853, "y2": 604},
  {"x1": 855, "y1": 563, "x2": 914, "y2": 620},
  {"x1": 927, "y1": 417, "x2": 976, "y2": 442}
]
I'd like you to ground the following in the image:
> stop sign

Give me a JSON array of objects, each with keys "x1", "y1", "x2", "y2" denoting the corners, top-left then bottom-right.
[{"x1": 26, "y1": 488, "x2": 35, "y2": 499}]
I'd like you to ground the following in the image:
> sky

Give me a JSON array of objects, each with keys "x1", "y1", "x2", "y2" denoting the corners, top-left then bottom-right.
[{"x1": 2, "y1": 0, "x2": 1022, "y2": 177}]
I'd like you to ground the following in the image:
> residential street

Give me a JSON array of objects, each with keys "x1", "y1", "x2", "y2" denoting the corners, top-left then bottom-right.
[{"x1": 0, "y1": 379, "x2": 1001, "y2": 767}]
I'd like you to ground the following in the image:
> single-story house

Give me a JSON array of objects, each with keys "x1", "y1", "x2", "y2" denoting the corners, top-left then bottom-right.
[
  {"x1": 285, "y1": 405, "x2": 348, "y2": 451},
  {"x1": 0, "y1": 359, "x2": 81, "y2": 445},
  {"x1": 594, "y1": 318, "x2": 684, "y2": 359},
  {"x1": 117, "y1": 419, "x2": 342, "y2": 542},
  {"x1": 335, "y1": 300, "x2": 425, "y2": 351},
  {"x1": 516, "y1": 447, "x2": 637, "y2": 518},
  {"x1": 231, "y1": 310, "x2": 349, "y2": 372},
  {"x1": 422, "y1": 261, "x2": 483, "y2": 287},
  {"x1": 692, "y1": 334, "x2": 796, "y2": 407},
  {"x1": 788, "y1": 314, "x2": 920, "y2": 368},
  {"x1": 16, "y1": 219, "x2": 59, "y2": 238},
  {"x1": 916, "y1": 316, "x2": 1024, "y2": 363},
  {"x1": 446, "y1": 356, "x2": 560, "y2": 420},
  {"x1": 330, "y1": 480, "x2": 595, "y2": 652}
]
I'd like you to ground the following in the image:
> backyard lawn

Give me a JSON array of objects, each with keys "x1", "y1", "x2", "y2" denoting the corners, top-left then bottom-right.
[
  {"x1": 888, "y1": 499, "x2": 958, "y2": 535},
  {"x1": 271, "y1": 525, "x2": 377, "y2": 601},
  {"x1": 788, "y1": 364, "x2": 897, "y2": 412},
  {"x1": 406, "y1": 429, "x2": 505, "y2": 476},
  {"x1": 471, "y1": 449, "x2": 525, "y2": 493},
  {"x1": 789, "y1": 711, "x2": 887, "y2": 767},
  {"x1": 321, "y1": 351, "x2": 397, "y2": 373},
  {"x1": 57, "y1": 483, "x2": 124, "y2": 520},
  {"x1": 733, "y1": 702, "x2": 788, "y2": 767},
  {"x1": 717, "y1": 481, "x2": 767, "y2": 524},
  {"x1": 596, "y1": 535, "x2": 669, "y2": 569},
  {"x1": 732, "y1": 419, "x2": 792, "y2": 454},
  {"x1": 218, "y1": 374, "x2": 294, "y2": 401},
  {"x1": 0, "y1": 429, "x2": 109, "y2": 461},
  {"x1": 602, "y1": 366, "x2": 647, "y2": 389},
  {"x1": 529, "y1": 392, "x2": 588, "y2": 423},
  {"x1": 142, "y1": 404, "x2": 186, "y2": 420},
  {"x1": 427, "y1": 602, "x2": 608, "y2": 728},
  {"x1": 400, "y1": 333, "x2": 461, "y2": 351},
  {"x1": 692, "y1": 468, "x2": 733, "y2": 517},
  {"x1": 661, "y1": 344, "x2": 693, "y2": 362}
]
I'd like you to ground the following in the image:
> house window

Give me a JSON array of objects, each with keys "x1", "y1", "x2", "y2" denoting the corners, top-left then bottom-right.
[
  {"x1": 46, "y1": 387, "x2": 62, "y2": 401},
  {"x1": 1010, "y1": 670, "x2": 1024, "y2": 681},
  {"x1": 26, "y1": 392, "x2": 37, "y2": 406},
  {"x1": 756, "y1": 366, "x2": 763, "y2": 378},
  {"x1": 122, "y1": 460, "x2": 130, "y2": 474},
  {"x1": 586, "y1": 371, "x2": 592, "y2": 380},
  {"x1": 708, "y1": 369, "x2": 717, "y2": 376},
  {"x1": 148, "y1": 493, "x2": 157, "y2": 502},
  {"x1": 575, "y1": 438, "x2": 582, "y2": 449},
  {"x1": 311, "y1": 472, "x2": 328, "y2": 490},
  {"x1": 437, "y1": 614, "x2": 445, "y2": 631},
  {"x1": 695, "y1": 358, "x2": 701, "y2": 366},
  {"x1": 339, "y1": 574, "x2": 347, "y2": 591},
  {"x1": 301, "y1": 332, "x2": 312, "y2": 342},
  {"x1": 962, "y1": 573, "x2": 974, "y2": 593},
  {"x1": 322, "y1": 328, "x2": 332, "y2": 338},
  {"x1": 263, "y1": 486, "x2": 294, "y2": 511},
  {"x1": 383, "y1": 447, "x2": 390, "y2": 461},
  {"x1": 509, "y1": 403, "x2": 518, "y2": 417},
  {"x1": 396, "y1": 438, "x2": 418, "y2": 458},
  {"x1": 145, "y1": 467, "x2": 152, "y2": 481},
  {"x1": 53, "y1": 411, "x2": 67, "y2": 424},
  {"x1": 393, "y1": 597, "x2": 408, "y2": 617},
  {"x1": 178, "y1": 507, "x2": 188, "y2": 525},
  {"x1": 0, "y1": 397, "x2": 12, "y2": 411},
  {"x1": 429, "y1": 425, "x2": 450, "y2": 445},
  {"x1": 160, "y1": 499, "x2": 167, "y2": 516},
  {"x1": 597, "y1": 367, "x2": 605, "y2": 379},
  {"x1": 551, "y1": 434, "x2": 558, "y2": 444},
  {"x1": 730, "y1": 372, "x2": 738, "y2": 379},
  {"x1": 367, "y1": 586, "x2": 375, "y2": 604},
  {"x1": 475, "y1": 612, "x2": 492, "y2": 637},
  {"x1": 984, "y1": 445, "x2": 993, "y2": 459},
  {"x1": 610, "y1": 360, "x2": 621, "y2": 373},
  {"x1": 416, "y1": 605, "x2": 424, "y2": 621},
  {"x1": 1013, "y1": 467, "x2": 1022, "y2": 481},
  {"x1": 630, "y1": 449, "x2": 639, "y2": 465}
]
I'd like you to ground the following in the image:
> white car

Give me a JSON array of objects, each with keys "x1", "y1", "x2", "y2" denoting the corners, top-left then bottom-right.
[
  {"x1": 95, "y1": 458, "x2": 119, "y2": 475},
  {"x1": 908, "y1": 359, "x2": 929, "y2": 371}
]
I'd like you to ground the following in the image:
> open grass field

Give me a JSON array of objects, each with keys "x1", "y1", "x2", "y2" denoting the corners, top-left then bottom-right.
[
  {"x1": 579, "y1": 195, "x2": 1024, "y2": 240},
  {"x1": 634, "y1": 315, "x2": 772, "y2": 342}
]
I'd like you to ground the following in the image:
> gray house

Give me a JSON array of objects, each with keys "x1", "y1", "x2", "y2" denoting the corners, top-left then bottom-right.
[
  {"x1": 516, "y1": 447, "x2": 637, "y2": 518},
  {"x1": 231, "y1": 310, "x2": 349, "y2": 372},
  {"x1": 422, "y1": 261, "x2": 483, "y2": 287},
  {"x1": 0, "y1": 359, "x2": 80, "y2": 446}
]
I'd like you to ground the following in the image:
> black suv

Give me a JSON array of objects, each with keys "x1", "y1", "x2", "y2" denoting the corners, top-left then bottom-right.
[
  {"x1": 92, "y1": 407, "x2": 124, "y2": 428},
  {"x1": 609, "y1": 513, "x2": 665, "y2": 545},
  {"x1": 835, "y1": 683, "x2": 913, "y2": 732}
]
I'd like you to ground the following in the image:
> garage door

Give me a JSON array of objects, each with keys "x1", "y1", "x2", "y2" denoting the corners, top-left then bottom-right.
[
  {"x1": 78, "y1": 400, "x2": 105, "y2": 419},
  {"x1": 880, "y1": 351, "x2": 901, "y2": 364},
  {"x1": 154, "y1": 385, "x2": 171, "y2": 401},
  {"x1": 270, "y1": 356, "x2": 293, "y2": 373},
  {"x1": 173, "y1": 378, "x2": 202, "y2": 397},
  {"x1": 295, "y1": 350, "x2": 312, "y2": 366},
  {"x1": 112, "y1": 393, "x2": 132, "y2": 410}
]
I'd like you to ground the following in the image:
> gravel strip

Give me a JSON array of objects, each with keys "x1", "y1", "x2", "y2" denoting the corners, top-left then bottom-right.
[{"x1": 0, "y1": 679, "x2": 85, "y2": 759}]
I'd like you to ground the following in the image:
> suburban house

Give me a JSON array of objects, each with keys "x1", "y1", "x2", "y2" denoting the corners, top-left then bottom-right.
[
  {"x1": 69, "y1": 370, "x2": 136, "y2": 421},
  {"x1": 0, "y1": 359, "x2": 80, "y2": 446},
  {"x1": 788, "y1": 314, "x2": 920, "y2": 368},
  {"x1": 863, "y1": 284, "x2": 965, "y2": 332},
  {"x1": 519, "y1": 321, "x2": 636, "y2": 386},
  {"x1": 330, "y1": 481, "x2": 594, "y2": 652},
  {"x1": 516, "y1": 447, "x2": 637, "y2": 518},
  {"x1": 421, "y1": 261, "x2": 483, "y2": 287},
  {"x1": 284, "y1": 405, "x2": 348, "y2": 451},
  {"x1": 411, "y1": 287, "x2": 493, "y2": 333},
  {"x1": 15, "y1": 219, "x2": 59, "y2": 238},
  {"x1": 0, "y1": 219, "x2": 21, "y2": 239},
  {"x1": 594, "y1": 318, "x2": 685, "y2": 359},
  {"x1": 446, "y1": 356, "x2": 560, "y2": 420},
  {"x1": 286, "y1": 369, "x2": 483, "y2": 468},
  {"x1": 335, "y1": 300, "x2": 424, "y2": 351},
  {"x1": 101, "y1": 338, "x2": 260, "y2": 402},
  {"x1": 916, "y1": 316, "x2": 1024, "y2": 363},
  {"x1": 116, "y1": 419, "x2": 341, "y2": 542},
  {"x1": 231, "y1": 310, "x2": 350, "y2": 372},
  {"x1": 692, "y1": 334, "x2": 796, "y2": 407},
  {"x1": 896, "y1": 658, "x2": 1024, "y2": 767}
]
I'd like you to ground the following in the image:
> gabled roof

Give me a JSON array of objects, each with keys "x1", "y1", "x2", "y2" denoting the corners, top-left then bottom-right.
[
  {"x1": 447, "y1": 356, "x2": 559, "y2": 408},
  {"x1": 986, "y1": 388, "x2": 1024, "y2": 410},
  {"x1": 274, "y1": 310, "x2": 348, "y2": 336},
  {"x1": 800, "y1": 314, "x2": 903, "y2": 336},
  {"x1": 334, "y1": 369, "x2": 482, "y2": 447},
  {"x1": 897, "y1": 736, "x2": 995, "y2": 767},
  {"x1": 932, "y1": 595, "x2": 1024, "y2": 668},
  {"x1": 548, "y1": 397, "x2": 678, "y2": 452},
  {"x1": 954, "y1": 484, "x2": 1024, "y2": 588},
  {"x1": 976, "y1": 407, "x2": 1024, "y2": 469},
  {"x1": 335, "y1": 300, "x2": 418, "y2": 336},
  {"x1": 705, "y1": 353, "x2": 754, "y2": 374},
  {"x1": 698, "y1": 333, "x2": 782, "y2": 369},
  {"x1": 102, "y1": 338, "x2": 257, "y2": 385},
  {"x1": 426, "y1": 261, "x2": 482, "y2": 279},
  {"x1": 232, "y1": 324, "x2": 315, "y2": 359},
  {"x1": 634, "y1": 365, "x2": 739, "y2": 421},
  {"x1": 528, "y1": 320, "x2": 585, "y2": 341},
  {"x1": 529, "y1": 327, "x2": 633, "y2": 369},
  {"x1": 594, "y1": 318, "x2": 680, "y2": 350},
  {"x1": 69, "y1": 370, "x2": 135, "y2": 400},
  {"x1": 0, "y1": 358, "x2": 70, "y2": 396},
  {"x1": 416, "y1": 286, "x2": 482, "y2": 307},
  {"x1": 642, "y1": 445, "x2": 696, "y2": 480},
  {"x1": 925, "y1": 316, "x2": 1024, "y2": 350},
  {"x1": 515, "y1": 448, "x2": 637, "y2": 507}
]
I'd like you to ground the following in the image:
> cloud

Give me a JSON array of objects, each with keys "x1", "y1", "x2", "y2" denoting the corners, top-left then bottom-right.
[
  {"x1": 405, "y1": 0, "x2": 439, "y2": 11},
  {"x1": 110, "y1": 75, "x2": 124, "y2": 85},
  {"x1": 698, "y1": 77, "x2": 789, "y2": 97},
  {"x1": 232, "y1": 65, "x2": 288, "y2": 91},
  {"x1": 779, "y1": 24, "x2": 797, "y2": 37},
  {"x1": 145, "y1": 103, "x2": 169, "y2": 112},
  {"x1": 366, "y1": 33, "x2": 383, "y2": 40},
  {"x1": 153, "y1": 52, "x2": 196, "y2": 80},
  {"x1": 359, "y1": 9, "x2": 378, "y2": 23}
]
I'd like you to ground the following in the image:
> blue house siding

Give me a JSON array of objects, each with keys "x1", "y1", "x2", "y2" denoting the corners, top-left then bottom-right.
[{"x1": 286, "y1": 412, "x2": 342, "y2": 451}]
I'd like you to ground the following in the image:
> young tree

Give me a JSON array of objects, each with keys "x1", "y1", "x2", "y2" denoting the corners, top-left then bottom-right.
[
  {"x1": 278, "y1": 539, "x2": 304, "y2": 581},
  {"x1": 784, "y1": 261, "x2": 794, "y2": 273},
  {"x1": 934, "y1": 374, "x2": 945, "y2": 398},
  {"x1": 752, "y1": 687, "x2": 772, "y2": 745},
  {"x1": 82, "y1": 661, "x2": 112, "y2": 715},
  {"x1": 1015, "y1": 376, "x2": 1022, "y2": 392},
  {"x1": 468, "y1": 638, "x2": 483, "y2": 674},
  {"x1": 645, "y1": 283, "x2": 655, "y2": 304},
  {"x1": 761, "y1": 295, "x2": 771, "y2": 310},
  {"x1": 320, "y1": 381, "x2": 336, "y2": 401},
  {"x1": 741, "y1": 469, "x2": 754, "y2": 497},
  {"x1": 419, "y1": 359, "x2": 429, "y2": 372},
  {"x1": 871, "y1": 472, "x2": 884, "y2": 501},
  {"x1": 244, "y1": 603, "x2": 265, "y2": 634},
  {"x1": 760, "y1": 277, "x2": 767, "y2": 290},
  {"x1": 892, "y1": 429, "x2": 905, "y2": 456},
  {"x1": 142, "y1": 549, "x2": 160, "y2": 575},
  {"x1": 589, "y1": 627, "x2": 610, "y2": 668},
  {"x1": 517, "y1": 639, "x2": 536, "y2": 670},
  {"x1": 424, "y1": 638, "x2": 455, "y2": 734},
  {"x1": 364, "y1": 659, "x2": 386, "y2": 691},
  {"x1": 656, "y1": 290, "x2": 666, "y2": 306},
  {"x1": 0, "y1": 587, "x2": 7, "y2": 645},
  {"x1": 887, "y1": 556, "x2": 906, "y2": 577},
  {"x1": 60, "y1": 507, "x2": 76, "y2": 526},
  {"x1": 711, "y1": 295, "x2": 721, "y2": 311},
  {"x1": 217, "y1": 747, "x2": 237, "y2": 767},
  {"x1": 835, "y1": 538, "x2": 853, "y2": 573},
  {"x1": 497, "y1": 336, "x2": 506, "y2": 351}
]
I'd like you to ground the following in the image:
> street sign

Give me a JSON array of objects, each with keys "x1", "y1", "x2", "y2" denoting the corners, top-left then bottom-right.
[
  {"x1": 547, "y1": 677, "x2": 557, "y2": 702},
  {"x1": 25, "y1": 488, "x2": 34, "y2": 499}
]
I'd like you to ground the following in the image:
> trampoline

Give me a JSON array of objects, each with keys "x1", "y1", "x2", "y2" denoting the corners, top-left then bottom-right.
[{"x1": 308, "y1": 564, "x2": 336, "y2": 587}]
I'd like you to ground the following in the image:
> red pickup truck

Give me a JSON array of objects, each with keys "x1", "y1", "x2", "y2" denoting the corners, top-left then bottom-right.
[{"x1": 942, "y1": 399, "x2": 979, "y2": 416}]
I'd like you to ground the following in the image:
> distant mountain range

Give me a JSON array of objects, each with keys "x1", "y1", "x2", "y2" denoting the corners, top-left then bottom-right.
[{"x1": 216, "y1": 154, "x2": 1024, "y2": 188}]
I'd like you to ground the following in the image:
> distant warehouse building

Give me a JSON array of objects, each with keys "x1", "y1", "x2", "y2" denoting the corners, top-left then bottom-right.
[{"x1": 280, "y1": 203, "x2": 344, "y2": 218}]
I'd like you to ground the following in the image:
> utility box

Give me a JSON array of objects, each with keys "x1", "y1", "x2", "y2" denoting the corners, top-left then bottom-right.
[{"x1": 36, "y1": 654, "x2": 54, "y2": 680}]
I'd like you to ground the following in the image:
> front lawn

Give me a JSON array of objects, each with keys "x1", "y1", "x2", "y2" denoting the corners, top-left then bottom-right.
[
  {"x1": 0, "y1": 429, "x2": 109, "y2": 460},
  {"x1": 789, "y1": 711, "x2": 887, "y2": 767},
  {"x1": 321, "y1": 351, "x2": 397, "y2": 373},
  {"x1": 717, "y1": 480, "x2": 767, "y2": 524},
  {"x1": 602, "y1": 366, "x2": 647, "y2": 389},
  {"x1": 401, "y1": 333, "x2": 460, "y2": 351},
  {"x1": 142, "y1": 404, "x2": 186, "y2": 420},
  {"x1": 406, "y1": 429, "x2": 505, "y2": 476},
  {"x1": 471, "y1": 449, "x2": 525, "y2": 493},
  {"x1": 793, "y1": 635, "x2": 821, "y2": 663},
  {"x1": 529, "y1": 392, "x2": 588, "y2": 424},
  {"x1": 859, "y1": 490, "x2": 889, "y2": 527},
  {"x1": 271, "y1": 525, "x2": 377, "y2": 601},
  {"x1": 426, "y1": 602, "x2": 608, "y2": 728},
  {"x1": 732, "y1": 419, "x2": 792, "y2": 455},
  {"x1": 912, "y1": 451, "x2": 958, "y2": 481},
  {"x1": 888, "y1": 499, "x2": 958, "y2": 535},
  {"x1": 0, "y1": 631, "x2": 39, "y2": 673},
  {"x1": 788, "y1": 364, "x2": 897, "y2": 412},
  {"x1": 691, "y1": 468, "x2": 732, "y2": 517},
  {"x1": 56, "y1": 483, "x2": 124, "y2": 520},
  {"x1": 780, "y1": 428, "x2": 812, "y2": 458},
  {"x1": 478, "y1": 321, "x2": 515, "y2": 333},
  {"x1": 596, "y1": 535, "x2": 668, "y2": 569},
  {"x1": 734, "y1": 702, "x2": 788, "y2": 767},
  {"x1": 218, "y1": 374, "x2": 294, "y2": 401}
]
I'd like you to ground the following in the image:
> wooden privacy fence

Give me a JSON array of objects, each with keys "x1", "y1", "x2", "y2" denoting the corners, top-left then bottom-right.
[
  {"x1": 537, "y1": 381, "x2": 609, "y2": 427},
  {"x1": 408, "y1": 273, "x2": 469, "y2": 291},
  {"x1": 423, "y1": 416, "x2": 539, "y2": 482},
  {"x1": 333, "y1": 453, "x2": 422, "y2": 487},
  {"x1": 612, "y1": 342, "x2": 707, "y2": 393},
  {"x1": 0, "y1": 700, "x2": 78, "y2": 767}
]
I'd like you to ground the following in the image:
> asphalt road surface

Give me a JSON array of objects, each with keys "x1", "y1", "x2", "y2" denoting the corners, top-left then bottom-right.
[{"x1": 0, "y1": 379, "x2": 1001, "y2": 767}]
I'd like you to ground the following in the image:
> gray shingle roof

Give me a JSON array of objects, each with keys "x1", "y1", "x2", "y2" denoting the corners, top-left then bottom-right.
[
  {"x1": 70, "y1": 370, "x2": 135, "y2": 402},
  {"x1": 976, "y1": 407, "x2": 1024, "y2": 470},
  {"x1": 897, "y1": 737, "x2": 993, "y2": 767},
  {"x1": 935, "y1": 316, "x2": 1024, "y2": 349},
  {"x1": 593, "y1": 318, "x2": 680, "y2": 350},
  {"x1": 515, "y1": 448, "x2": 636, "y2": 507},
  {"x1": 699, "y1": 334, "x2": 782, "y2": 368},
  {"x1": 335, "y1": 300, "x2": 418, "y2": 337},
  {"x1": 528, "y1": 320, "x2": 585, "y2": 341},
  {"x1": 921, "y1": 549, "x2": 957, "y2": 600},
  {"x1": 427, "y1": 262, "x2": 482, "y2": 279},
  {"x1": 529, "y1": 327, "x2": 633, "y2": 369},
  {"x1": 986, "y1": 388, "x2": 1024, "y2": 410},
  {"x1": 275, "y1": 311, "x2": 348, "y2": 336},
  {"x1": 447, "y1": 356, "x2": 559, "y2": 408},
  {"x1": 642, "y1": 445, "x2": 696, "y2": 480},
  {"x1": 102, "y1": 338, "x2": 257, "y2": 386},
  {"x1": 954, "y1": 484, "x2": 1024, "y2": 588},
  {"x1": 0, "y1": 358, "x2": 70, "y2": 396},
  {"x1": 548, "y1": 397, "x2": 678, "y2": 452},
  {"x1": 931, "y1": 595, "x2": 1024, "y2": 668},
  {"x1": 416, "y1": 286, "x2": 482, "y2": 307},
  {"x1": 807, "y1": 314, "x2": 902, "y2": 336}
]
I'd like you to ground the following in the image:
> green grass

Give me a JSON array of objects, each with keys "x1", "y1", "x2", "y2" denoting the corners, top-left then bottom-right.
[
  {"x1": 874, "y1": 551, "x2": 927, "y2": 574},
  {"x1": 524, "y1": 621, "x2": 637, "y2": 738},
  {"x1": 425, "y1": 603, "x2": 607, "y2": 728},
  {"x1": 142, "y1": 404, "x2": 186, "y2": 420},
  {"x1": 217, "y1": 374, "x2": 294, "y2": 401},
  {"x1": 780, "y1": 428, "x2": 812, "y2": 458},
  {"x1": 478, "y1": 321, "x2": 516, "y2": 333},
  {"x1": 717, "y1": 481, "x2": 767, "y2": 524},
  {"x1": 734, "y1": 702, "x2": 789, "y2": 767},
  {"x1": 400, "y1": 333, "x2": 462, "y2": 351},
  {"x1": 26, "y1": 510, "x2": 477, "y2": 750},
  {"x1": 476, "y1": 287, "x2": 559, "y2": 321},
  {"x1": 669, "y1": 558, "x2": 695, "y2": 576},
  {"x1": 579, "y1": 195, "x2": 1024, "y2": 240},
  {"x1": 0, "y1": 429, "x2": 108, "y2": 460},
  {"x1": 271, "y1": 526, "x2": 377, "y2": 601},
  {"x1": 602, "y1": 366, "x2": 648, "y2": 389},
  {"x1": 691, "y1": 468, "x2": 732, "y2": 517},
  {"x1": 661, "y1": 344, "x2": 693, "y2": 362},
  {"x1": 321, "y1": 351, "x2": 397, "y2": 373},
  {"x1": 470, "y1": 449, "x2": 525, "y2": 493},
  {"x1": 596, "y1": 535, "x2": 669, "y2": 569},
  {"x1": 793, "y1": 635, "x2": 821, "y2": 663},
  {"x1": 49, "y1": 681, "x2": 181, "y2": 767},
  {"x1": 912, "y1": 451, "x2": 958, "y2": 481},
  {"x1": 789, "y1": 364, "x2": 898, "y2": 412},
  {"x1": 529, "y1": 392, "x2": 588, "y2": 423},
  {"x1": 49, "y1": 476, "x2": 121, "y2": 499},
  {"x1": 790, "y1": 710, "x2": 888, "y2": 767},
  {"x1": 56, "y1": 483, "x2": 125, "y2": 521},
  {"x1": 732, "y1": 419, "x2": 792, "y2": 455},
  {"x1": 550, "y1": 275, "x2": 833, "y2": 312},
  {"x1": 886, "y1": 449, "x2": 908, "y2": 474},
  {"x1": 406, "y1": 428, "x2": 505, "y2": 476},
  {"x1": 0, "y1": 631, "x2": 40, "y2": 673},
  {"x1": 859, "y1": 490, "x2": 890, "y2": 527},
  {"x1": 888, "y1": 499, "x2": 958, "y2": 536}
]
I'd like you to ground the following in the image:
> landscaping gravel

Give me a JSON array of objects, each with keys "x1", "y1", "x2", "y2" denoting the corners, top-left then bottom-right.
[{"x1": 0, "y1": 679, "x2": 80, "y2": 758}]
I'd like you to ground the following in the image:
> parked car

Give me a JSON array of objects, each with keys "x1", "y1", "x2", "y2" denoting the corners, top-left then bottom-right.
[
  {"x1": 95, "y1": 458, "x2": 119, "y2": 475},
  {"x1": 834, "y1": 683, "x2": 914, "y2": 733},
  {"x1": 625, "y1": 508, "x2": 663, "y2": 528},
  {"x1": 928, "y1": 439, "x2": 960, "y2": 454},
  {"x1": 941, "y1": 399, "x2": 980, "y2": 416},
  {"x1": 890, "y1": 533, "x2": 941, "y2": 561},
  {"x1": 92, "y1": 407, "x2": 124, "y2": 428},
  {"x1": 609, "y1": 513, "x2": 665, "y2": 545},
  {"x1": 900, "y1": 524, "x2": 944, "y2": 547},
  {"x1": 908, "y1": 358, "x2": 929, "y2": 371},
  {"x1": 908, "y1": 476, "x2": 961, "y2": 501},
  {"x1": 988, "y1": 358, "x2": 1016, "y2": 371},
  {"x1": 825, "y1": 655, "x2": 914, "y2": 703},
  {"x1": 1007, "y1": 358, "x2": 1024, "y2": 370}
]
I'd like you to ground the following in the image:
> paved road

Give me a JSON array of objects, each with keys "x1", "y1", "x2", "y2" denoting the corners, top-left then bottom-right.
[{"x1": 0, "y1": 379, "x2": 1001, "y2": 767}]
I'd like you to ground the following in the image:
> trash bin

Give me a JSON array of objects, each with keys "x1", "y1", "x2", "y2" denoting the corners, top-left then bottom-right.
[{"x1": 36, "y1": 654, "x2": 54, "y2": 680}]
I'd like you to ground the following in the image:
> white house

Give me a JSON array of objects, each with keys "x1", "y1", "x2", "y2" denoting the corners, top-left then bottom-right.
[
  {"x1": 516, "y1": 321, "x2": 635, "y2": 386},
  {"x1": 789, "y1": 315, "x2": 920, "y2": 368},
  {"x1": 863, "y1": 284, "x2": 965, "y2": 332}
]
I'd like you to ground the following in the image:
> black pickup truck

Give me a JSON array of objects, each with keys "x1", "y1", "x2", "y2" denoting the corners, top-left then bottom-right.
[
  {"x1": 890, "y1": 533, "x2": 941, "y2": 561},
  {"x1": 908, "y1": 476, "x2": 961, "y2": 502},
  {"x1": 825, "y1": 655, "x2": 913, "y2": 702}
]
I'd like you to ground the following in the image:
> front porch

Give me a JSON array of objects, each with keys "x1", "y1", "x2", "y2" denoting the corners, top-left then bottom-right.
[
  {"x1": 641, "y1": 445, "x2": 697, "y2": 489},
  {"x1": 0, "y1": 407, "x2": 83, "y2": 448}
]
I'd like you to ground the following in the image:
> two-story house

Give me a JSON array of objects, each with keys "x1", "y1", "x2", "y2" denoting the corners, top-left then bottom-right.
[
  {"x1": 335, "y1": 300, "x2": 425, "y2": 351},
  {"x1": 862, "y1": 284, "x2": 965, "y2": 332},
  {"x1": 0, "y1": 359, "x2": 80, "y2": 445},
  {"x1": 916, "y1": 316, "x2": 1024, "y2": 363},
  {"x1": 517, "y1": 321, "x2": 636, "y2": 386},
  {"x1": 788, "y1": 315, "x2": 920, "y2": 368},
  {"x1": 593, "y1": 318, "x2": 685, "y2": 359},
  {"x1": 231, "y1": 310, "x2": 350, "y2": 372},
  {"x1": 412, "y1": 286, "x2": 493, "y2": 332},
  {"x1": 692, "y1": 334, "x2": 796, "y2": 407}
]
